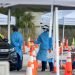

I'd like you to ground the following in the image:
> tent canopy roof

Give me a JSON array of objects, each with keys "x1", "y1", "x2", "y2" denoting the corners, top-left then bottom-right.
[
  {"x1": 40, "y1": 10, "x2": 75, "y2": 25},
  {"x1": 0, "y1": 0, "x2": 75, "y2": 10},
  {"x1": 0, "y1": 0, "x2": 75, "y2": 6}
]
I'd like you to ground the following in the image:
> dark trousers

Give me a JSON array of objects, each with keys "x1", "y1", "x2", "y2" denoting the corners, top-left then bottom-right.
[
  {"x1": 49, "y1": 62, "x2": 54, "y2": 71},
  {"x1": 72, "y1": 62, "x2": 75, "y2": 69},
  {"x1": 16, "y1": 54, "x2": 22, "y2": 70},
  {"x1": 42, "y1": 61, "x2": 54, "y2": 71}
]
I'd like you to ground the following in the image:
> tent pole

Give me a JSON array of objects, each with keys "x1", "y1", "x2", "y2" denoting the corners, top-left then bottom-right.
[
  {"x1": 55, "y1": 7, "x2": 60, "y2": 75},
  {"x1": 8, "y1": 8, "x2": 11, "y2": 44},
  {"x1": 62, "y1": 17, "x2": 65, "y2": 48},
  {"x1": 63, "y1": 18, "x2": 65, "y2": 43},
  {"x1": 60, "y1": 17, "x2": 65, "y2": 68},
  {"x1": 49, "y1": 5, "x2": 53, "y2": 37},
  {"x1": 62, "y1": 17, "x2": 65, "y2": 63},
  {"x1": 52, "y1": 6, "x2": 56, "y2": 63}
]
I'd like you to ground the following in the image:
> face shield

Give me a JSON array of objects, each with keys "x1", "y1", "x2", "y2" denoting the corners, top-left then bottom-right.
[{"x1": 42, "y1": 25, "x2": 49, "y2": 32}]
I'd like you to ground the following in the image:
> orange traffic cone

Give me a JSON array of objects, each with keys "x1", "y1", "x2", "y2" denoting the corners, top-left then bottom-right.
[
  {"x1": 33, "y1": 56, "x2": 38, "y2": 75},
  {"x1": 23, "y1": 41, "x2": 26, "y2": 53},
  {"x1": 34, "y1": 44, "x2": 39, "y2": 55},
  {"x1": 29, "y1": 46, "x2": 37, "y2": 75},
  {"x1": 64, "y1": 39, "x2": 69, "y2": 51},
  {"x1": 59, "y1": 42, "x2": 63, "y2": 55},
  {"x1": 27, "y1": 42, "x2": 31, "y2": 48},
  {"x1": 38, "y1": 61, "x2": 42, "y2": 68},
  {"x1": 62, "y1": 64, "x2": 66, "y2": 69},
  {"x1": 53, "y1": 60, "x2": 57, "y2": 73},
  {"x1": 26, "y1": 45, "x2": 38, "y2": 75},
  {"x1": 26, "y1": 55, "x2": 34, "y2": 75},
  {"x1": 33, "y1": 49, "x2": 38, "y2": 75},
  {"x1": 71, "y1": 38, "x2": 74, "y2": 49},
  {"x1": 63, "y1": 39, "x2": 65, "y2": 49},
  {"x1": 35, "y1": 44, "x2": 38, "y2": 48},
  {"x1": 64, "y1": 49, "x2": 72, "y2": 75},
  {"x1": 30, "y1": 46, "x2": 35, "y2": 53},
  {"x1": 27, "y1": 37, "x2": 34, "y2": 48}
]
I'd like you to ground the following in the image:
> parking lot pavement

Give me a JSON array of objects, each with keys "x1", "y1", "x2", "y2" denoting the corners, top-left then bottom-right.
[
  {"x1": 11, "y1": 68, "x2": 75, "y2": 75},
  {"x1": 10, "y1": 67, "x2": 65, "y2": 75},
  {"x1": 10, "y1": 70, "x2": 67, "y2": 75},
  {"x1": 10, "y1": 71, "x2": 25, "y2": 75},
  {"x1": 10, "y1": 71, "x2": 55, "y2": 75},
  {"x1": 10, "y1": 66, "x2": 56, "y2": 75},
  {"x1": 11, "y1": 70, "x2": 75, "y2": 75}
]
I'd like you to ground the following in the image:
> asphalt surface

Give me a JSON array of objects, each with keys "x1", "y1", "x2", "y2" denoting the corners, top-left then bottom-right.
[
  {"x1": 10, "y1": 70, "x2": 56, "y2": 75},
  {"x1": 10, "y1": 69, "x2": 75, "y2": 75},
  {"x1": 10, "y1": 71, "x2": 54, "y2": 75}
]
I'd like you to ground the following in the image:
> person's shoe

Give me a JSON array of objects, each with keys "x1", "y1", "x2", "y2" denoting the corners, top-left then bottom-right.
[
  {"x1": 50, "y1": 70, "x2": 54, "y2": 73},
  {"x1": 41, "y1": 69, "x2": 45, "y2": 72},
  {"x1": 46, "y1": 67, "x2": 47, "y2": 69}
]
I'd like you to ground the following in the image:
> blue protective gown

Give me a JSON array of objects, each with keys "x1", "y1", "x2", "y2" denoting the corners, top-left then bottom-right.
[
  {"x1": 35, "y1": 31, "x2": 53, "y2": 61},
  {"x1": 11, "y1": 31, "x2": 23, "y2": 60}
]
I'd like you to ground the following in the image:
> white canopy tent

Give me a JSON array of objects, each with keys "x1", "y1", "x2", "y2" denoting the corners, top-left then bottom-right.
[
  {"x1": 0, "y1": 1, "x2": 75, "y2": 75},
  {"x1": 40, "y1": 10, "x2": 75, "y2": 26},
  {"x1": 0, "y1": 13, "x2": 16, "y2": 25},
  {"x1": 40, "y1": 10, "x2": 75, "y2": 45}
]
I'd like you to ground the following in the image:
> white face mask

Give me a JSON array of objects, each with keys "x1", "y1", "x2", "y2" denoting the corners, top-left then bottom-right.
[
  {"x1": 43, "y1": 29, "x2": 49, "y2": 32},
  {"x1": 43, "y1": 29, "x2": 47, "y2": 31}
]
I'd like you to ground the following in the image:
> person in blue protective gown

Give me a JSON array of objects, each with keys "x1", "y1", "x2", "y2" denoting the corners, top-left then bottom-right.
[
  {"x1": 35, "y1": 25, "x2": 54, "y2": 72},
  {"x1": 11, "y1": 26, "x2": 23, "y2": 70}
]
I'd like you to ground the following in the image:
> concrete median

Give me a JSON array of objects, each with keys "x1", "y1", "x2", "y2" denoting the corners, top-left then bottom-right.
[{"x1": 0, "y1": 61, "x2": 9, "y2": 75}]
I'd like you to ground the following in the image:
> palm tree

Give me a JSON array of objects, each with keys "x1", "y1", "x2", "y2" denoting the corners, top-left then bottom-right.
[
  {"x1": 11, "y1": 8, "x2": 36, "y2": 41},
  {"x1": 19, "y1": 12, "x2": 35, "y2": 41}
]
